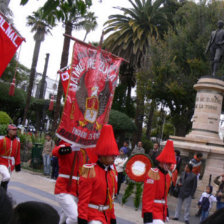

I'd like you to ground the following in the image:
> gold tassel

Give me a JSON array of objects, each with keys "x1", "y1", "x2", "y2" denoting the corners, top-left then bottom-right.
[
  {"x1": 148, "y1": 168, "x2": 160, "y2": 180},
  {"x1": 81, "y1": 164, "x2": 96, "y2": 178},
  {"x1": 107, "y1": 187, "x2": 113, "y2": 209}
]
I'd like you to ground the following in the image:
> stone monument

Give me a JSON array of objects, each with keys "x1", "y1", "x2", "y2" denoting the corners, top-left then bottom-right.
[{"x1": 169, "y1": 76, "x2": 224, "y2": 188}]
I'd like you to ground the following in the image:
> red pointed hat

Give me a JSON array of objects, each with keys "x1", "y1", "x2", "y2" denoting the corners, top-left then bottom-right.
[
  {"x1": 156, "y1": 140, "x2": 176, "y2": 164},
  {"x1": 95, "y1": 124, "x2": 119, "y2": 156}
]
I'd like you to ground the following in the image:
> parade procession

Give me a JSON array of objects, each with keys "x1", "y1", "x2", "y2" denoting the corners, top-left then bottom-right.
[{"x1": 1, "y1": 1, "x2": 224, "y2": 224}]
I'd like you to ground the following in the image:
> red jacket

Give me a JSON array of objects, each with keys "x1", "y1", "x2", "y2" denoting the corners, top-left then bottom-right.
[
  {"x1": 142, "y1": 167, "x2": 171, "y2": 223},
  {"x1": 53, "y1": 143, "x2": 88, "y2": 196},
  {"x1": 0, "y1": 136, "x2": 20, "y2": 171},
  {"x1": 78, "y1": 161, "x2": 117, "y2": 224}
]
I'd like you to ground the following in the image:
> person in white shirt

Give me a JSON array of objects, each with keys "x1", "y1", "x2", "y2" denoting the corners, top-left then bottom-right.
[
  {"x1": 114, "y1": 148, "x2": 128, "y2": 196},
  {"x1": 198, "y1": 185, "x2": 217, "y2": 222}
]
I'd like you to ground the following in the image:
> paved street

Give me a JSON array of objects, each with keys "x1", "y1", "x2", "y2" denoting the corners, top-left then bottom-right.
[{"x1": 8, "y1": 169, "x2": 205, "y2": 224}]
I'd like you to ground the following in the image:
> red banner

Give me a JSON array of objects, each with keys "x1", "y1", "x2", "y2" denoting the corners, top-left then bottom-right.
[
  {"x1": 0, "y1": 12, "x2": 24, "y2": 77},
  {"x1": 59, "y1": 68, "x2": 71, "y2": 96},
  {"x1": 56, "y1": 42, "x2": 122, "y2": 148}
]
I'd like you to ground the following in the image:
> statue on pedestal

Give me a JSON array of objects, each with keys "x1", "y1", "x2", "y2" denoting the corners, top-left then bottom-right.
[{"x1": 205, "y1": 20, "x2": 224, "y2": 76}]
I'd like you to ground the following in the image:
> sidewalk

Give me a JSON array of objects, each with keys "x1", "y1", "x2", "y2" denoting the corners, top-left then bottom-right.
[{"x1": 9, "y1": 169, "x2": 202, "y2": 224}]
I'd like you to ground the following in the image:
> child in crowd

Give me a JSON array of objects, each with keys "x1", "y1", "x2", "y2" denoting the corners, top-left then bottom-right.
[{"x1": 198, "y1": 185, "x2": 217, "y2": 223}]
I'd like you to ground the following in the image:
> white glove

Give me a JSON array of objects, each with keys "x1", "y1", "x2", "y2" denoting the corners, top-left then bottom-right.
[{"x1": 71, "y1": 144, "x2": 81, "y2": 151}]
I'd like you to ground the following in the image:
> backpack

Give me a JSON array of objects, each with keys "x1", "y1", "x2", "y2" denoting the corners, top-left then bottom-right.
[{"x1": 201, "y1": 196, "x2": 210, "y2": 211}]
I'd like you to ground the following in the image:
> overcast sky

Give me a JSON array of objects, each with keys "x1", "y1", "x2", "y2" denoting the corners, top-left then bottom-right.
[{"x1": 8, "y1": 0, "x2": 132, "y2": 81}]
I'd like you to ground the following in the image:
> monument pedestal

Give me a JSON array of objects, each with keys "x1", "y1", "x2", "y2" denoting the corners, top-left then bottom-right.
[{"x1": 169, "y1": 77, "x2": 224, "y2": 191}]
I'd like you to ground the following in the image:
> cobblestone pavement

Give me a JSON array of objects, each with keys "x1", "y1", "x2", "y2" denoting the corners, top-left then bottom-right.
[{"x1": 8, "y1": 170, "x2": 207, "y2": 224}]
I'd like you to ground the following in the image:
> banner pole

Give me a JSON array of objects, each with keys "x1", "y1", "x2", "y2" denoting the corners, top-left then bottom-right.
[
  {"x1": 67, "y1": 151, "x2": 78, "y2": 192},
  {"x1": 63, "y1": 33, "x2": 129, "y2": 63}
]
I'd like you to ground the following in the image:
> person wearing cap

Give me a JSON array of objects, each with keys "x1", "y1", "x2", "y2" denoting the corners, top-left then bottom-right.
[
  {"x1": 53, "y1": 141, "x2": 88, "y2": 224},
  {"x1": 78, "y1": 124, "x2": 118, "y2": 224},
  {"x1": 142, "y1": 140, "x2": 176, "y2": 224},
  {"x1": 214, "y1": 174, "x2": 224, "y2": 210},
  {"x1": 0, "y1": 124, "x2": 21, "y2": 191}
]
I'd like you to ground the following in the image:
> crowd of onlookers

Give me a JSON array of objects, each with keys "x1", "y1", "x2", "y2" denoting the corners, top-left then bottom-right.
[
  {"x1": 1, "y1": 135, "x2": 224, "y2": 224},
  {"x1": 114, "y1": 140, "x2": 224, "y2": 224}
]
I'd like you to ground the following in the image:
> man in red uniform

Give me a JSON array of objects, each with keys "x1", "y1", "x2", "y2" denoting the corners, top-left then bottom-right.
[
  {"x1": 0, "y1": 124, "x2": 21, "y2": 191},
  {"x1": 142, "y1": 140, "x2": 176, "y2": 224},
  {"x1": 78, "y1": 124, "x2": 118, "y2": 224},
  {"x1": 53, "y1": 141, "x2": 88, "y2": 224}
]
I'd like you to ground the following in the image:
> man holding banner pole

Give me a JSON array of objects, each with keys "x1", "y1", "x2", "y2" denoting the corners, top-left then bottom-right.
[
  {"x1": 53, "y1": 141, "x2": 88, "y2": 224},
  {"x1": 54, "y1": 35, "x2": 124, "y2": 224}
]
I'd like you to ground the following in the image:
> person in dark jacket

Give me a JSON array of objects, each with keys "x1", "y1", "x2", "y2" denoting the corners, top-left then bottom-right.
[
  {"x1": 214, "y1": 174, "x2": 224, "y2": 210},
  {"x1": 173, "y1": 163, "x2": 197, "y2": 224}
]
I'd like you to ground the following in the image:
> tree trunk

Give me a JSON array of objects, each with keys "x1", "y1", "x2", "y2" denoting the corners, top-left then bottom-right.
[
  {"x1": 83, "y1": 31, "x2": 89, "y2": 42},
  {"x1": 52, "y1": 21, "x2": 72, "y2": 132},
  {"x1": 132, "y1": 76, "x2": 145, "y2": 146},
  {"x1": 22, "y1": 39, "x2": 42, "y2": 126},
  {"x1": 39, "y1": 53, "x2": 50, "y2": 99},
  {"x1": 146, "y1": 99, "x2": 156, "y2": 139}
]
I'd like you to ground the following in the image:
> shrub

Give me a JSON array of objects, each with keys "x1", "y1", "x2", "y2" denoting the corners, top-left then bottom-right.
[
  {"x1": 0, "y1": 111, "x2": 12, "y2": 124},
  {"x1": 0, "y1": 124, "x2": 7, "y2": 136}
]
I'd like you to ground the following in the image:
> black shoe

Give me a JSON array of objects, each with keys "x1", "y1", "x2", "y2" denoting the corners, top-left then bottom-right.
[
  {"x1": 172, "y1": 218, "x2": 179, "y2": 220},
  {"x1": 185, "y1": 220, "x2": 190, "y2": 224}
]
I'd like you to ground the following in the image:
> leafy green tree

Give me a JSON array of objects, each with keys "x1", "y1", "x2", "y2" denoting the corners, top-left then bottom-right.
[
  {"x1": 22, "y1": 9, "x2": 55, "y2": 125},
  {"x1": 104, "y1": 0, "x2": 169, "y2": 66},
  {"x1": 0, "y1": 82, "x2": 26, "y2": 122},
  {"x1": 1, "y1": 55, "x2": 29, "y2": 85},
  {"x1": 146, "y1": 1, "x2": 224, "y2": 136},
  {"x1": 81, "y1": 11, "x2": 97, "y2": 41},
  {"x1": 104, "y1": 0, "x2": 170, "y2": 143},
  {"x1": 109, "y1": 109, "x2": 136, "y2": 146}
]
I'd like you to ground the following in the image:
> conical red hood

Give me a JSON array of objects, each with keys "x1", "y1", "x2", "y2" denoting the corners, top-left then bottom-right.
[
  {"x1": 95, "y1": 124, "x2": 119, "y2": 156},
  {"x1": 156, "y1": 140, "x2": 176, "y2": 164}
]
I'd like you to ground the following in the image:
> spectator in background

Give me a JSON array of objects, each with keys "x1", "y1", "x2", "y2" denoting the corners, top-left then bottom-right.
[
  {"x1": 42, "y1": 133, "x2": 55, "y2": 176},
  {"x1": 120, "y1": 141, "x2": 131, "y2": 157},
  {"x1": 114, "y1": 148, "x2": 128, "y2": 196},
  {"x1": 173, "y1": 163, "x2": 197, "y2": 224},
  {"x1": 170, "y1": 150, "x2": 181, "y2": 195},
  {"x1": 214, "y1": 174, "x2": 224, "y2": 210},
  {"x1": 51, "y1": 156, "x2": 59, "y2": 180},
  {"x1": 131, "y1": 141, "x2": 145, "y2": 155},
  {"x1": 149, "y1": 142, "x2": 161, "y2": 167},
  {"x1": 189, "y1": 152, "x2": 203, "y2": 179},
  {"x1": 198, "y1": 185, "x2": 216, "y2": 222},
  {"x1": 175, "y1": 150, "x2": 182, "y2": 173}
]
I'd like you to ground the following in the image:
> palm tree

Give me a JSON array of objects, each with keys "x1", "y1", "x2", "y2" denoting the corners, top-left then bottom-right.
[
  {"x1": 81, "y1": 12, "x2": 97, "y2": 41},
  {"x1": 22, "y1": 9, "x2": 54, "y2": 125},
  {"x1": 41, "y1": 0, "x2": 95, "y2": 132},
  {"x1": 104, "y1": 0, "x2": 169, "y2": 143},
  {"x1": 104, "y1": 0, "x2": 168, "y2": 66}
]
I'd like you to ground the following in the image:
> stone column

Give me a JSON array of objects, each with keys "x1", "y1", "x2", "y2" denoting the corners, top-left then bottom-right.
[{"x1": 186, "y1": 77, "x2": 224, "y2": 142}]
